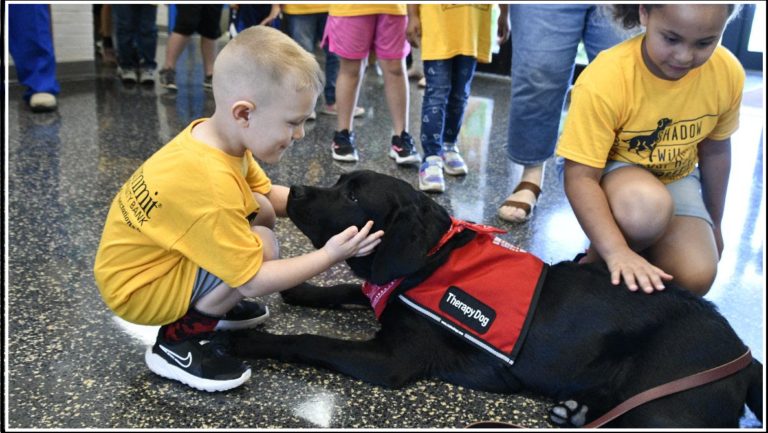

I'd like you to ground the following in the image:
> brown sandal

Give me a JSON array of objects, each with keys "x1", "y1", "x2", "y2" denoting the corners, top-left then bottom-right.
[{"x1": 498, "y1": 181, "x2": 542, "y2": 223}]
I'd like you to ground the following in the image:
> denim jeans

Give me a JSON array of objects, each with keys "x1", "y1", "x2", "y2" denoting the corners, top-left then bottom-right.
[
  {"x1": 112, "y1": 4, "x2": 158, "y2": 70},
  {"x1": 287, "y1": 13, "x2": 338, "y2": 105},
  {"x1": 506, "y1": 4, "x2": 624, "y2": 165},
  {"x1": 420, "y1": 56, "x2": 478, "y2": 160}
]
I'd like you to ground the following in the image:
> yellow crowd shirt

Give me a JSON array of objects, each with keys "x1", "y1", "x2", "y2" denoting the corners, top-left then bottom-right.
[
  {"x1": 329, "y1": 4, "x2": 407, "y2": 17},
  {"x1": 94, "y1": 119, "x2": 272, "y2": 324},
  {"x1": 282, "y1": 4, "x2": 329, "y2": 15},
  {"x1": 418, "y1": 4, "x2": 494, "y2": 63},
  {"x1": 557, "y1": 34, "x2": 744, "y2": 183}
]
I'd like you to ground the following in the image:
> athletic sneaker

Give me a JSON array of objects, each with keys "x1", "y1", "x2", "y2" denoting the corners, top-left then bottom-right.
[
  {"x1": 320, "y1": 103, "x2": 365, "y2": 118},
  {"x1": 139, "y1": 68, "x2": 156, "y2": 85},
  {"x1": 145, "y1": 326, "x2": 251, "y2": 392},
  {"x1": 332, "y1": 129, "x2": 358, "y2": 162},
  {"x1": 214, "y1": 300, "x2": 270, "y2": 331},
  {"x1": 419, "y1": 156, "x2": 445, "y2": 193},
  {"x1": 159, "y1": 68, "x2": 177, "y2": 90},
  {"x1": 390, "y1": 131, "x2": 421, "y2": 165},
  {"x1": 117, "y1": 66, "x2": 138, "y2": 84},
  {"x1": 29, "y1": 92, "x2": 57, "y2": 112},
  {"x1": 442, "y1": 148, "x2": 468, "y2": 175}
]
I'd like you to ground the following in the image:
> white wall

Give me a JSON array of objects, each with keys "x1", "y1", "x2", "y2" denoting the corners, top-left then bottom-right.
[{"x1": 8, "y1": 4, "x2": 94, "y2": 66}]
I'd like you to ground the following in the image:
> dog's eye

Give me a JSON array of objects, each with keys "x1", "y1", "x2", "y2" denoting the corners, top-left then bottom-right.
[{"x1": 347, "y1": 191, "x2": 357, "y2": 202}]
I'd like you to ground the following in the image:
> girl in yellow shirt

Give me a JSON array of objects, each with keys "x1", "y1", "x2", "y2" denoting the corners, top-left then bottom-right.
[
  {"x1": 407, "y1": 4, "x2": 509, "y2": 192},
  {"x1": 556, "y1": 4, "x2": 745, "y2": 296}
]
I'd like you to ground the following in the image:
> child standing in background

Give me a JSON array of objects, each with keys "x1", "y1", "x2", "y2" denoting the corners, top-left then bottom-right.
[
  {"x1": 407, "y1": 4, "x2": 510, "y2": 192},
  {"x1": 323, "y1": 4, "x2": 418, "y2": 164},
  {"x1": 283, "y1": 3, "x2": 365, "y2": 120},
  {"x1": 556, "y1": 4, "x2": 744, "y2": 296}
]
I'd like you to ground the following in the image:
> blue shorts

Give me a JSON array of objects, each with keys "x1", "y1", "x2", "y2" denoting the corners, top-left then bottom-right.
[
  {"x1": 189, "y1": 267, "x2": 224, "y2": 307},
  {"x1": 556, "y1": 157, "x2": 714, "y2": 227}
]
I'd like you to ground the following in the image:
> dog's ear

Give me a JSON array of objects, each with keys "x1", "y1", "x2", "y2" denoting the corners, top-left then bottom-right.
[{"x1": 369, "y1": 205, "x2": 429, "y2": 285}]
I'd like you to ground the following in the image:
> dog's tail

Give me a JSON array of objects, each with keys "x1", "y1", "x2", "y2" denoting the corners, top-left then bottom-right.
[{"x1": 746, "y1": 358, "x2": 763, "y2": 424}]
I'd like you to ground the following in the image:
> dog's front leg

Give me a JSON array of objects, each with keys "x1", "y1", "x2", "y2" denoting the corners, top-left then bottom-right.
[{"x1": 229, "y1": 330, "x2": 424, "y2": 389}]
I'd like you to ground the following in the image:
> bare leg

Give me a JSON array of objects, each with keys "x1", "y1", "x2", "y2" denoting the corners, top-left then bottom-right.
[
  {"x1": 336, "y1": 57, "x2": 366, "y2": 132},
  {"x1": 200, "y1": 36, "x2": 218, "y2": 77},
  {"x1": 378, "y1": 58, "x2": 409, "y2": 134},
  {"x1": 645, "y1": 216, "x2": 718, "y2": 296},
  {"x1": 163, "y1": 32, "x2": 191, "y2": 70},
  {"x1": 582, "y1": 166, "x2": 674, "y2": 266}
]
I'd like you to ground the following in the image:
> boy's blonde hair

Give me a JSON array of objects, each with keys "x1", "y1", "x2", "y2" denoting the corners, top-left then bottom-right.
[{"x1": 212, "y1": 26, "x2": 324, "y2": 107}]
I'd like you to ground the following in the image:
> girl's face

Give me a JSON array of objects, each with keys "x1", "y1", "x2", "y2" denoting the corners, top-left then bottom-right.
[{"x1": 639, "y1": 4, "x2": 730, "y2": 81}]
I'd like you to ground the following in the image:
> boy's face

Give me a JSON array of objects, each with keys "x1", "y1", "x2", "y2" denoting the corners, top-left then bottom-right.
[
  {"x1": 245, "y1": 86, "x2": 317, "y2": 164},
  {"x1": 640, "y1": 4, "x2": 729, "y2": 81}
]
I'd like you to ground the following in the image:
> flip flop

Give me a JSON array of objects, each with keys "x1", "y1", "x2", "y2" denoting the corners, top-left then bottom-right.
[{"x1": 498, "y1": 181, "x2": 541, "y2": 223}]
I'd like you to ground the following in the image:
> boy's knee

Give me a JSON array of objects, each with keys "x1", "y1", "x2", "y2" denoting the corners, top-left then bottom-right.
[{"x1": 251, "y1": 225, "x2": 279, "y2": 262}]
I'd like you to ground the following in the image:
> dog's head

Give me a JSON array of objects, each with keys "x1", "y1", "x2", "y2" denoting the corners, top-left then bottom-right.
[{"x1": 287, "y1": 170, "x2": 452, "y2": 285}]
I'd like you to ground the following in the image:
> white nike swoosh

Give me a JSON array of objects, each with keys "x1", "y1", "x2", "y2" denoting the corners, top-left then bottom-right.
[{"x1": 159, "y1": 344, "x2": 192, "y2": 368}]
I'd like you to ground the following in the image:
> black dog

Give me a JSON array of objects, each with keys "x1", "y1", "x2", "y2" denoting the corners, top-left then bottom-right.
[{"x1": 230, "y1": 170, "x2": 762, "y2": 428}]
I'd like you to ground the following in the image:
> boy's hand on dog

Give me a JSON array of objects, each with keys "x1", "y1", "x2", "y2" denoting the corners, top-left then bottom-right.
[
  {"x1": 603, "y1": 249, "x2": 673, "y2": 294},
  {"x1": 322, "y1": 221, "x2": 384, "y2": 263}
]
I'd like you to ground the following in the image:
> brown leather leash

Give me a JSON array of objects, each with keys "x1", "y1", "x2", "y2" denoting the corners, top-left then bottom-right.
[{"x1": 467, "y1": 348, "x2": 753, "y2": 429}]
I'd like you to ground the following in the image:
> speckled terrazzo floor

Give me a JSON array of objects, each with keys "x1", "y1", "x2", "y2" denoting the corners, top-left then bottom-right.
[{"x1": 6, "y1": 35, "x2": 765, "y2": 429}]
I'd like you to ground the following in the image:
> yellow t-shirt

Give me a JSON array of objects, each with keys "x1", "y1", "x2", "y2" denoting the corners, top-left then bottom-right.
[
  {"x1": 94, "y1": 119, "x2": 272, "y2": 324},
  {"x1": 418, "y1": 4, "x2": 495, "y2": 63},
  {"x1": 329, "y1": 4, "x2": 406, "y2": 17},
  {"x1": 283, "y1": 4, "x2": 329, "y2": 15},
  {"x1": 557, "y1": 34, "x2": 744, "y2": 183}
]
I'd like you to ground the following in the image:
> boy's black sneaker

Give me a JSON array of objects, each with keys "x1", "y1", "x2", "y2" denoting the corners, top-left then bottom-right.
[
  {"x1": 332, "y1": 129, "x2": 359, "y2": 162},
  {"x1": 159, "y1": 68, "x2": 177, "y2": 90},
  {"x1": 145, "y1": 326, "x2": 251, "y2": 392},
  {"x1": 214, "y1": 300, "x2": 270, "y2": 331},
  {"x1": 389, "y1": 131, "x2": 421, "y2": 165}
]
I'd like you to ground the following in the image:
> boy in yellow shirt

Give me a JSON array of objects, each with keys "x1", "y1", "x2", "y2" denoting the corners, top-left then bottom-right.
[{"x1": 94, "y1": 26, "x2": 384, "y2": 392}]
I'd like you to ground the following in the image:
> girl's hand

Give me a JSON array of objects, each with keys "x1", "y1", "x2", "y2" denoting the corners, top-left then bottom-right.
[
  {"x1": 322, "y1": 221, "x2": 384, "y2": 263},
  {"x1": 406, "y1": 17, "x2": 421, "y2": 48},
  {"x1": 603, "y1": 248, "x2": 673, "y2": 294}
]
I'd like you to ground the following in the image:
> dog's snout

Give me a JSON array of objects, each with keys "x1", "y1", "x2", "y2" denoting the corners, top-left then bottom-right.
[{"x1": 290, "y1": 186, "x2": 306, "y2": 200}]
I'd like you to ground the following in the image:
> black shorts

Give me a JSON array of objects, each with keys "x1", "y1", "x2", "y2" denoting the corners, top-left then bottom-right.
[{"x1": 173, "y1": 4, "x2": 223, "y2": 39}]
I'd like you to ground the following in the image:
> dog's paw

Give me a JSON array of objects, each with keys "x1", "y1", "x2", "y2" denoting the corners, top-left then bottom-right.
[{"x1": 549, "y1": 400, "x2": 589, "y2": 428}]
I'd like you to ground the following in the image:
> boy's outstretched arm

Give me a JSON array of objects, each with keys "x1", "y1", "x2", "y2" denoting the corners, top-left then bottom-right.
[
  {"x1": 237, "y1": 221, "x2": 384, "y2": 298},
  {"x1": 265, "y1": 185, "x2": 290, "y2": 218}
]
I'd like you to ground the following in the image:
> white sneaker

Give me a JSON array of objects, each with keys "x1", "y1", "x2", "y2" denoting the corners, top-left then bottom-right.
[
  {"x1": 117, "y1": 67, "x2": 138, "y2": 83},
  {"x1": 419, "y1": 156, "x2": 445, "y2": 193},
  {"x1": 308, "y1": 110, "x2": 317, "y2": 120},
  {"x1": 442, "y1": 149, "x2": 468, "y2": 175},
  {"x1": 29, "y1": 92, "x2": 57, "y2": 112},
  {"x1": 139, "y1": 68, "x2": 156, "y2": 84}
]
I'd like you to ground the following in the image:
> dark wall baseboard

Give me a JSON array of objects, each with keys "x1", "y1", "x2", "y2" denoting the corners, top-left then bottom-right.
[{"x1": 8, "y1": 60, "x2": 97, "y2": 84}]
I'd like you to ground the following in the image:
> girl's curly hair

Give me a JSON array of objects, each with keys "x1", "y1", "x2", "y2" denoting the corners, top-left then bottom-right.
[{"x1": 611, "y1": 4, "x2": 743, "y2": 31}]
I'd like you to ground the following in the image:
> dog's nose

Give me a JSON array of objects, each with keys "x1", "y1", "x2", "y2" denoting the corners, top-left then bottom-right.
[{"x1": 290, "y1": 186, "x2": 305, "y2": 200}]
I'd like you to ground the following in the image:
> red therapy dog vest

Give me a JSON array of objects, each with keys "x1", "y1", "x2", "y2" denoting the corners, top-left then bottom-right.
[{"x1": 363, "y1": 219, "x2": 548, "y2": 366}]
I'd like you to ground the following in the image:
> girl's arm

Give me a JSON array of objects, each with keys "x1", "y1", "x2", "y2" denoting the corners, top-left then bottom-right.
[
  {"x1": 406, "y1": 4, "x2": 421, "y2": 48},
  {"x1": 697, "y1": 137, "x2": 731, "y2": 257},
  {"x1": 497, "y1": 4, "x2": 510, "y2": 44},
  {"x1": 564, "y1": 159, "x2": 672, "y2": 293}
]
